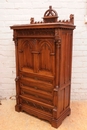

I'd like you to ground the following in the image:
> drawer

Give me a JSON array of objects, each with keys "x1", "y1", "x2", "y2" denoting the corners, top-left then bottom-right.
[
  {"x1": 19, "y1": 75, "x2": 54, "y2": 94},
  {"x1": 20, "y1": 95, "x2": 53, "y2": 116},
  {"x1": 20, "y1": 84, "x2": 53, "y2": 105},
  {"x1": 19, "y1": 71, "x2": 54, "y2": 85}
]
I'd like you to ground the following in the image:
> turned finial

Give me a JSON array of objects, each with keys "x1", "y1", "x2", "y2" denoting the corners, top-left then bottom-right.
[
  {"x1": 70, "y1": 14, "x2": 74, "y2": 24},
  {"x1": 30, "y1": 17, "x2": 34, "y2": 24}
]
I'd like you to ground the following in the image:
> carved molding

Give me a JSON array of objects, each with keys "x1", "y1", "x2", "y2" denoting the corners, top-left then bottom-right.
[
  {"x1": 23, "y1": 99, "x2": 52, "y2": 113},
  {"x1": 17, "y1": 29, "x2": 55, "y2": 37}
]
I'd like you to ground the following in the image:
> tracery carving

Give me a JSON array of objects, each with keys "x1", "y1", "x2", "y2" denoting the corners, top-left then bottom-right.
[
  {"x1": 17, "y1": 29, "x2": 55, "y2": 37},
  {"x1": 39, "y1": 40, "x2": 53, "y2": 53},
  {"x1": 23, "y1": 99, "x2": 52, "y2": 114},
  {"x1": 20, "y1": 40, "x2": 33, "y2": 69}
]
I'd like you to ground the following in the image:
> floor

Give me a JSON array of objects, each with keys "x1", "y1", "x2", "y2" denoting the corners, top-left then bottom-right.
[{"x1": 0, "y1": 100, "x2": 87, "y2": 130}]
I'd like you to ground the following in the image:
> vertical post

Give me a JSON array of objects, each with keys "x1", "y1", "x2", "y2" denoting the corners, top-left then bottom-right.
[
  {"x1": 14, "y1": 30, "x2": 21, "y2": 112},
  {"x1": 53, "y1": 29, "x2": 61, "y2": 119}
]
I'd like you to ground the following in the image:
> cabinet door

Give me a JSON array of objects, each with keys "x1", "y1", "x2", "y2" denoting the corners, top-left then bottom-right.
[
  {"x1": 18, "y1": 39, "x2": 34, "y2": 72},
  {"x1": 18, "y1": 39, "x2": 55, "y2": 75},
  {"x1": 38, "y1": 39, "x2": 55, "y2": 76}
]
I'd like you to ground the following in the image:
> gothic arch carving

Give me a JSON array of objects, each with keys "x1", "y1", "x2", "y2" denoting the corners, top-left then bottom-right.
[{"x1": 39, "y1": 40, "x2": 53, "y2": 53}]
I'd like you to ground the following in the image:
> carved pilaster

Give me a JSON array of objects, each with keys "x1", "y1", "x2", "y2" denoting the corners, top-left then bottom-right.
[
  {"x1": 13, "y1": 30, "x2": 18, "y2": 46},
  {"x1": 55, "y1": 29, "x2": 59, "y2": 37},
  {"x1": 55, "y1": 38, "x2": 61, "y2": 48},
  {"x1": 14, "y1": 38, "x2": 18, "y2": 46},
  {"x1": 53, "y1": 87, "x2": 58, "y2": 119},
  {"x1": 55, "y1": 29, "x2": 61, "y2": 48},
  {"x1": 15, "y1": 76, "x2": 19, "y2": 82}
]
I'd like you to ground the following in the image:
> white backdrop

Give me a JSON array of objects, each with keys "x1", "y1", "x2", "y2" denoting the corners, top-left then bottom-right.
[{"x1": 0, "y1": 0, "x2": 87, "y2": 100}]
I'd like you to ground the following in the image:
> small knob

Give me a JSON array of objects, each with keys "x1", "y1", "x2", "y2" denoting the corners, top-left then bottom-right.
[
  {"x1": 34, "y1": 86, "x2": 38, "y2": 90},
  {"x1": 19, "y1": 50, "x2": 23, "y2": 53}
]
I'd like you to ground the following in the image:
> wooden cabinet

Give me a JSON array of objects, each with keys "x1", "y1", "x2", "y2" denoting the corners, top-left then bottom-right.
[{"x1": 10, "y1": 6, "x2": 75, "y2": 128}]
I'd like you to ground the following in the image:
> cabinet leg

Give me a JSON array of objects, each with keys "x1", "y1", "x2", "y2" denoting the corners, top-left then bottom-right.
[
  {"x1": 51, "y1": 108, "x2": 71, "y2": 128},
  {"x1": 51, "y1": 119, "x2": 62, "y2": 128},
  {"x1": 15, "y1": 104, "x2": 21, "y2": 112}
]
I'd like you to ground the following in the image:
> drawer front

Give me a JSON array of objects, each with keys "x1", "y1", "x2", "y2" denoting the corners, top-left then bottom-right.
[
  {"x1": 20, "y1": 83, "x2": 53, "y2": 105},
  {"x1": 19, "y1": 72, "x2": 54, "y2": 94},
  {"x1": 20, "y1": 71, "x2": 54, "y2": 85},
  {"x1": 20, "y1": 95, "x2": 53, "y2": 116},
  {"x1": 19, "y1": 72, "x2": 54, "y2": 105}
]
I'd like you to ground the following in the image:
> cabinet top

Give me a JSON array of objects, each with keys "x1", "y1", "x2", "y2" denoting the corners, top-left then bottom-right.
[{"x1": 10, "y1": 6, "x2": 76, "y2": 30}]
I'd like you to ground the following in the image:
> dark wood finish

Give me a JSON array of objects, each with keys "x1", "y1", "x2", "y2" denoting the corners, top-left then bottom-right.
[{"x1": 10, "y1": 6, "x2": 75, "y2": 128}]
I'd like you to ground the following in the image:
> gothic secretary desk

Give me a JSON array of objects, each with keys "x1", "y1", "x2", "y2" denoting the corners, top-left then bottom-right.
[{"x1": 10, "y1": 6, "x2": 75, "y2": 128}]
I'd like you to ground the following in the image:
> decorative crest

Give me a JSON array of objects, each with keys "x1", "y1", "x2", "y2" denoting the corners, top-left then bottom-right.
[
  {"x1": 43, "y1": 6, "x2": 58, "y2": 23},
  {"x1": 29, "y1": 6, "x2": 75, "y2": 25}
]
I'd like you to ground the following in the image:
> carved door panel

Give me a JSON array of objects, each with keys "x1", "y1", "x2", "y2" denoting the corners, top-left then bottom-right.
[
  {"x1": 18, "y1": 39, "x2": 34, "y2": 72},
  {"x1": 38, "y1": 39, "x2": 55, "y2": 76},
  {"x1": 18, "y1": 39, "x2": 55, "y2": 75}
]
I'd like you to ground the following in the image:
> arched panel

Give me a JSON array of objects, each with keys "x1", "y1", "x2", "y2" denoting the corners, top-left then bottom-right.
[
  {"x1": 39, "y1": 40, "x2": 53, "y2": 74},
  {"x1": 18, "y1": 39, "x2": 33, "y2": 70},
  {"x1": 39, "y1": 40, "x2": 53, "y2": 52}
]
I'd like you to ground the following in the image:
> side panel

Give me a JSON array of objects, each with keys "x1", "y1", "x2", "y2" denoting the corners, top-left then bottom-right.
[
  {"x1": 58, "y1": 29, "x2": 73, "y2": 116},
  {"x1": 59, "y1": 30, "x2": 72, "y2": 87}
]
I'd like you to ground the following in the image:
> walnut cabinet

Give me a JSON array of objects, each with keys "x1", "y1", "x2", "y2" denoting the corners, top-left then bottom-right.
[{"x1": 10, "y1": 6, "x2": 75, "y2": 128}]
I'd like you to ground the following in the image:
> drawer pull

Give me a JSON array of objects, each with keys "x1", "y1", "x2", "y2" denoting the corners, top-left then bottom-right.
[
  {"x1": 19, "y1": 50, "x2": 23, "y2": 53},
  {"x1": 34, "y1": 77, "x2": 38, "y2": 80},
  {"x1": 35, "y1": 95, "x2": 39, "y2": 98},
  {"x1": 33, "y1": 103, "x2": 36, "y2": 108},
  {"x1": 22, "y1": 91, "x2": 25, "y2": 94},
  {"x1": 41, "y1": 106, "x2": 44, "y2": 110},
  {"x1": 34, "y1": 86, "x2": 38, "y2": 90},
  {"x1": 26, "y1": 101, "x2": 28, "y2": 104}
]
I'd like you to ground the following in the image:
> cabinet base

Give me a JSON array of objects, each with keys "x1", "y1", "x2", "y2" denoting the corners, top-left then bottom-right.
[
  {"x1": 15, "y1": 103, "x2": 71, "y2": 128},
  {"x1": 15, "y1": 104, "x2": 21, "y2": 112},
  {"x1": 51, "y1": 108, "x2": 71, "y2": 128}
]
